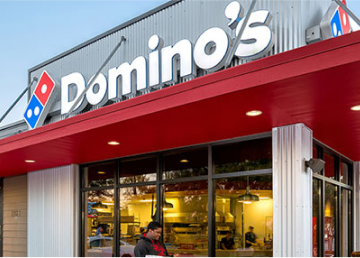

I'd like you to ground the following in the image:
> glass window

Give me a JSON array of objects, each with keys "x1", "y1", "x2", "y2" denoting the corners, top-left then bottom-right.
[
  {"x1": 163, "y1": 148, "x2": 208, "y2": 180},
  {"x1": 163, "y1": 181, "x2": 208, "y2": 257},
  {"x1": 84, "y1": 190, "x2": 115, "y2": 257},
  {"x1": 84, "y1": 161, "x2": 116, "y2": 187},
  {"x1": 215, "y1": 175, "x2": 272, "y2": 257},
  {"x1": 324, "y1": 183, "x2": 337, "y2": 257},
  {"x1": 213, "y1": 138, "x2": 272, "y2": 174},
  {"x1": 120, "y1": 156, "x2": 157, "y2": 184},
  {"x1": 341, "y1": 189, "x2": 352, "y2": 257},
  {"x1": 324, "y1": 153, "x2": 335, "y2": 180},
  {"x1": 119, "y1": 185, "x2": 156, "y2": 256},
  {"x1": 312, "y1": 179, "x2": 321, "y2": 257},
  {"x1": 340, "y1": 162, "x2": 349, "y2": 184}
]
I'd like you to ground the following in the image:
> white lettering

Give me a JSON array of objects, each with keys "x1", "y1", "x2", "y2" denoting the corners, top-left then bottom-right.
[
  {"x1": 108, "y1": 56, "x2": 147, "y2": 100},
  {"x1": 61, "y1": 72, "x2": 87, "y2": 115},
  {"x1": 161, "y1": 39, "x2": 195, "y2": 84},
  {"x1": 235, "y1": 10, "x2": 274, "y2": 60},
  {"x1": 194, "y1": 27, "x2": 232, "y2": 72},
  {"x1": 86, "y1": 73, "x2": 108, "y2": 106}
]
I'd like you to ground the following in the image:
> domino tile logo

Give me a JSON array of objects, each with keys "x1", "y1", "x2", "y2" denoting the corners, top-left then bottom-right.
[
  {"x1": 331, "y1": 0, "x2": 351, "y2": 37},
  {"x1": 24, "y1": 71, "x2": 56, "y2": 129}
]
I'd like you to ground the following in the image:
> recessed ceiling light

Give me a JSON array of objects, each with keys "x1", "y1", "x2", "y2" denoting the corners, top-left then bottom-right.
[
  {"x1": 108, "y1": 141, "x2": 120, "y2": 145},
  {"x1": 25, "y1": 160, "x2": 35, "y2": 163},
  {"x1": 97, "y1": 171, "x2": 106, "y2": 175},
  {"x1": 351, "y1": 105, "x2": 360, "y2": 111},
  {"x1": 180, "y1": 159, "x2": 189, "y2": 163},
  {"x1": 246, "y1": 110, "x2": 262, "y2": 116}
]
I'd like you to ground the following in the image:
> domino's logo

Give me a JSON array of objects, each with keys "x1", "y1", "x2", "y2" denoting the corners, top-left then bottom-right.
[
  {"x1": 24, "y1": 71, "x2": 56, "y2": 129},
  {"x1": 320, "y1": 0, "x2": 351, "y2": 40}
]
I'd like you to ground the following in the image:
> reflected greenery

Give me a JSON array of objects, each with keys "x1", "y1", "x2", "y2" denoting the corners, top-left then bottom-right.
[{"x1": 215, "y1": 158, "x2": 272, "y2": 174}]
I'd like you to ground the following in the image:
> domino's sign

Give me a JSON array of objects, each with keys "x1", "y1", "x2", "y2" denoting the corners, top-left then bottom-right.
[
  {"x1": 24, "y1": 71, "x2": 56, "y2": 129},
  {"x1": 24, "y1": 1, "x2": 275, "y2": 129},
  {"x1": 320, "y1": 0, "x2": 351, "y2": 39}
]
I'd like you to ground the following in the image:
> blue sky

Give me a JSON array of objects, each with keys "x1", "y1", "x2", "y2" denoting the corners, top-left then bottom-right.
[{"x1": 0, "y1": 0, "x2": 360, "y2": 127}]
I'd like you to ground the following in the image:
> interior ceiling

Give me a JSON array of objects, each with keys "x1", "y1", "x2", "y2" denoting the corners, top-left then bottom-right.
[{"x1": 1, "y1": 31, "x2": 360, "y2": 177}]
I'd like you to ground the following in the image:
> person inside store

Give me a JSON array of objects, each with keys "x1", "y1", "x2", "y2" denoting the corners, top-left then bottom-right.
[
  {"x1": 245, "y1": 226, "x2": 262, "y2": 248},
  {"x1": 220, "y1": 231, "x2": 235, "y2": 250},
  {"x1": 134, "y1": 221, "x2": 180, "y2": 257}
]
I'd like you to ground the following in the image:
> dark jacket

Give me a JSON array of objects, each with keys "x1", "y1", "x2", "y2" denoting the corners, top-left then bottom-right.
[{"x1": 134, "y1": 233, "x2": 169, "y2": 257}]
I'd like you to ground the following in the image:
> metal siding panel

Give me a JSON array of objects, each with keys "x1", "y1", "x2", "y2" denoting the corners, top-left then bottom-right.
[
  {"x1": 272, "y1": 124, "x2": 312, "y2": 256},
  {"x1": 25, "y1": 0, "x2": 332, "y2": 126},
  {"x1": 28, "y1": 165, "x2": 76, "y2": 257}
]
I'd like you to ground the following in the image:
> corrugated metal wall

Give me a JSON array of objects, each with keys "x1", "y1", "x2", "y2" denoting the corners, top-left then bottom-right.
[
  {"x1": 272, "y1": 123, "x2": 313, "y2": 256},
  {"x1": 3, "y1": 175, "x2": 27, "y2": 257},
  {"x1": 28, "y1": 0, "x2": 331, "y2": 124},
  {"x1": 27, "y1": 165, "x2": 79, "y2": 257}
]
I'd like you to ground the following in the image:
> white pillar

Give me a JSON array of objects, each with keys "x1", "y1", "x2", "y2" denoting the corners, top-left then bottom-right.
[
  {"x1": 272, "y1": 123, "x2": 312, "y2": 257},
  {"x1": 354, "y1": 162, "x2": 360, "y2": 251},
  {"x1": 28, "y1": 164, "x2": 79, "y2": 257}
]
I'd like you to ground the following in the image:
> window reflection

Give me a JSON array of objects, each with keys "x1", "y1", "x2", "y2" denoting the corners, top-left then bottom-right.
[
  {"x1": 85, "y1": 190, "x2": 115, "y2": 257},
  {"x1": 313, "y1": 179, "x2": 321, "y2": 257},
  {"x1": 215, "y1": 176, "x2": 272, "y2": 257},
  {"x1": 163, "y1": 181, "x2": 208, "y2": 257},
  {"x1": 213, "y1": 138, "x2": 272, "y2": 174},
  {"x1": 120, "y1": 157, "x2": 157, "y2": 184},
  {"x1": 84, "y1": 161, "x2": 116, "y2": 187},
  {"x1": 163, "y1": 148, "x2": 208, "y2": 179},
  {"x1": 325, "y1": 183, "x2": 337, "y2": 257},
  {"x1": 324, "y1": 153, "x2": 335, "y2": 180}
]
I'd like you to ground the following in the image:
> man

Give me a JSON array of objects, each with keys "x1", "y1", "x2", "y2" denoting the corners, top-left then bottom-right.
[
  {"x1": 220, "y1": 231, "x2": 235, "y2": 250},
  {"x1": 245, "y1": 226, "x2": 262, "y2": 248},
  {"x1": 134, "y1": 221, "x2": 171, "y2": 257}
]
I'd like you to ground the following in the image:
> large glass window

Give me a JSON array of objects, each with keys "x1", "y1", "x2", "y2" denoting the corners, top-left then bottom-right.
[
  {"x1": 215, "y1": 175, "x2": 272, "y2": 257},
  {"x1": 119, "y1": 186, "x2": 156, "y2": 256},
  {"x1": 324, "y1": 183, "x2": 337, "y2": 257},
  {"x1": 312, "y1": 179, "x2": 321, "y2": 257},
  {"x1": 81, "y1": 136, "x2": 273, "y2": 257},
  {"x1": 312, "y1": 142, "x2": 353, "y2": 257},
  {"x1": 163, "y1": 181, "x2": 208, "y2": 257},
  {"x1": 84, "y1": 190, "x2": 115, "y2": 257}
]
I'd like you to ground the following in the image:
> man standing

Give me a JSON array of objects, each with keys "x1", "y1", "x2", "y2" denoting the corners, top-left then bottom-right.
[
  {"x1": 134, "y1": 221, "x2": 169, "y2": 257},
  {"x1": 245, "y1": 226, "x2": 262, "y2": 248}
]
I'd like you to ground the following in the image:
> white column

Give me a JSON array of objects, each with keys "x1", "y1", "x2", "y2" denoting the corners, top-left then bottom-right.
[
  {"x1": 28, "y1": 164, "x2": 79, "y2": 257},
  {"x1": 354, "y1": 162, "x2": 360, "y2": 251},
  {"x1": 272, "y1": 123, "x2": 313, "y2": 257}
]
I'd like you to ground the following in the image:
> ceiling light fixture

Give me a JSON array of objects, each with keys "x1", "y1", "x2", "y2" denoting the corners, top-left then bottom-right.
[
  {"x1": 25, "y1": 160, "x2": 35, "y2": 163},
  {"x1": 246, "y1": 110, "x2": 262, "y2": 117},
  {"x1": 108, "y1": 141, "x2": 120, "y2": 145},
  {"x1": 351, "y1": 105, "x2": 360, "y2": 111},
  {"x1": 237, "y1": 176, "x2": 259, "y2": 204},
  {"x1": 97, "y1": 171, "x2": 106, "y2": 175},
  {"x1": 180, "y1": 159, "x2": 189, "y2": 163}
]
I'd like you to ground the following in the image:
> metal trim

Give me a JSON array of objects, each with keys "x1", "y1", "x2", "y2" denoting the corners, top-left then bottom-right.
[
  {"x1": 212, "y1": 169, "x2": 272, "y2": 179},
  {"x1": 313, "y1": 173, "x2": 354, "y2": 191}
]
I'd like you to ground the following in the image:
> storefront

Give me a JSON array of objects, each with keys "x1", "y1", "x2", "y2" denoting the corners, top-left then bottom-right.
[{"x1": 0, "y1": 0, "x2": 359, "y2": 257}]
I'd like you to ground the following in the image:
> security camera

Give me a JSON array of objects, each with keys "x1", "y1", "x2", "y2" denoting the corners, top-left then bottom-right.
[{"x1": 305, "y1": 158, "x2": 325, "y2": 173}]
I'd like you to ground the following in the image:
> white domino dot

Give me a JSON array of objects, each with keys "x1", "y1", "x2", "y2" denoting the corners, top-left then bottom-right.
[
  {"x1": 34, "y1": 106, "x2": 40, "y2": 116},
  {"x1": 41, "y1": 84, "x2": 48, "y2": 94},
  {"x1": 27, "y1": 109, "x2": 33, "y2": 119},
  {"x1": 333, "y1": 23, "x2": 338, "y2": 36}
]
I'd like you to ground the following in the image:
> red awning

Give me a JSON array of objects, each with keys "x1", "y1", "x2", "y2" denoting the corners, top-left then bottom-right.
[{"x1": 1, "y1": 31, "x2": 360, "y2": 176}]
